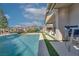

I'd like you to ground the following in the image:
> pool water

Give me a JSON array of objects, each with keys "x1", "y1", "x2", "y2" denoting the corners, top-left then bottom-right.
[{"x1": 0, "y1": 34, "x2": 39, "y2": 56}]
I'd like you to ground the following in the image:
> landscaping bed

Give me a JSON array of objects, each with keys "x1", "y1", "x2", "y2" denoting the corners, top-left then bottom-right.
[{"x1": 42, "y1": 32, "x2": 59, "y2": 56}]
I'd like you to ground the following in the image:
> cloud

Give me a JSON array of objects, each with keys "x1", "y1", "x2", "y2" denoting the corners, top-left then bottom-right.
[
  {"x1": 20, "y1": 22, "x2": 33, "y2": 26},
  {"x1": 20, "y1": 3, "x2": 40, "y2": 8},
  {"x1": 18, "y1": 21, "x2": 42, "y2": 27},
  {"x1": 23, "y1": 14, "x2": 34, "y2": 19},
  {"x1": 32, "y1": 21, "x2": 42, "y2": 26},
  {"x1": 24, "y1": 7, "x2": 46, "y2": 16},
  {"x1": 20, "y1": 4, "x2": 46, "y2": 20},
  {"x1": 23, "y1": 7, "x2": 46, "y2": 21},
  {"x1": 5, "y1": 14, "x2": 10, "y2": 19},
  {"x1": 20, "y1": 4, "x2": 46, "y2": 26}
]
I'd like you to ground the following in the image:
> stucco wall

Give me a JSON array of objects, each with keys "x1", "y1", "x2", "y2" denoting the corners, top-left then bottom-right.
[
  {"x1": 69, "y1": 4, "x2": 79, "y2": 25},
  {"x1": 57, "y1": 7, "x2": 69, "y2": 40},
  {"x1": 46, "y1": 4, "x2": 79, "y2": 41},
  {"x1": 57, "y1": 4, "x2": 79, "y2": 40}
]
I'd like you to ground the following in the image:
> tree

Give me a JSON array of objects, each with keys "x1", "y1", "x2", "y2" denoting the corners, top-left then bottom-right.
[{"x1": 0, "y1": 9, "x2": 8, "y2": 28}]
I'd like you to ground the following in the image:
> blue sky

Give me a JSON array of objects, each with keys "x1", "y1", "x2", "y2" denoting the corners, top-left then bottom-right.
[{"x1": 0, "y1": 3, "x2": 47, "y2": 27}]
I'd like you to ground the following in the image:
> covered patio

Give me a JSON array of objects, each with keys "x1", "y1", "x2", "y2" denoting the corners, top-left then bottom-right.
[{"x1": 44, "y1": 3, "x2": 79, "y2": 56}]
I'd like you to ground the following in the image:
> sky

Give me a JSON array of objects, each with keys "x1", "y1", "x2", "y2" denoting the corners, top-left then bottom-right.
[{"x1": 0, "y1": 3, "x2": 47, "y2": 27}]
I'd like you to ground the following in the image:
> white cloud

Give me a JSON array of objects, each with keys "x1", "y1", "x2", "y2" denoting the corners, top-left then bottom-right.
[
  {"x1": 20, "y1": 4, "x2": 40, "y2": 8},
  {"x1": 18, "y1": 21, "x2": 42, "y2": 27},
  {"x1": 20, "y1": 4, "x2": 46, "y2": 20},
  {"x1": 5, "y1": 14, "x2": 10, "y2": 19},
  {"x1": 20, "y1": 22, "x2": 33, "y2": 26},
  {"x1": 20, "y1": 4, "x2": 46, "y2": 26},
  {"x1": 24, "y1": 4, "x2": 34, "y2": 8},
  {"x1": 24, "y1": 14, "x2": 34, "y2": 19},
  {"x1": 24, "y1": 7, "x2": 46, "y2": 16},
  {"x1": 23, "y1": 7, "x2": 46, "y2": 20},
  {"x1": 32, "y1": 21, "x2": 42, "y2": 26}
]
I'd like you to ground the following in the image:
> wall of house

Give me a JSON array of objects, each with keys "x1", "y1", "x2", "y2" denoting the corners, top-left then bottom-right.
[
  {"x1": 56, "y1": 7, "x2": 70, "y2": 40},
  {"x1": 56, "y1": 4, "x2": 79, "y2": 40},
  {"x1": 48, "y1": 4, "x2": 79, "y2": 41},
  {"x1": 69, "y1": 4, "x2": 79, "y2": 25}
]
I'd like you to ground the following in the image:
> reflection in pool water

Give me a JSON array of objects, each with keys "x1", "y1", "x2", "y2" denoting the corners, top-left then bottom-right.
[{"x1": 0, "y1": 34, "x2": 39, "y2": 56}]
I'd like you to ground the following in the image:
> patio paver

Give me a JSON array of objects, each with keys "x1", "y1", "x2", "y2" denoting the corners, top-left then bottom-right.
[
  {"x1": 38, "y1": 33, "x2": 49, "y2": 56},
  {"x1": 45, "y1": 33, "x2": 78, "y2": 56}
]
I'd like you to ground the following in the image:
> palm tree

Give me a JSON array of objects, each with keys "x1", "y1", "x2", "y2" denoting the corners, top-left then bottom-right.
[
  {"x1": 0, "y1": 9, "x2": 8, "y2": 34},
  {"x1": 0, "y1": 9, "x2": 8, "y2": 28}
]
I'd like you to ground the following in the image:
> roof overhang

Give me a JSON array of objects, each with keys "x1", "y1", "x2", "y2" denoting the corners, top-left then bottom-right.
[
  {"x1": 51, "y1": 3, "x2": 72, "y2": 9},
  {"x1": 45, "y1": 13, "x2": 55, "y2": 24},
  {"x1": 46, "y1": 24, "x2": 53, "y2": 28},
  {"x1": 45, "y1": 3, "x2": 72, "y2": 24}
]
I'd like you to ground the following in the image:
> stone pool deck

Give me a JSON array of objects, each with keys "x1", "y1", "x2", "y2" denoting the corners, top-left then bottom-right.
[
  {"x1": 38, "y1": 33, "x2": 49, "y2": 56},
  {"x1": 44, "y1": 33, "x2": 79, "y2": 56},
  {"x1": 0, "y1": 33, "x2": 17, "y2": 36}
]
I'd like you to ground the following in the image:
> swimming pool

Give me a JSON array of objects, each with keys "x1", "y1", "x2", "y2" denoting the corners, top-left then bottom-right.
[{"x1": 0, "y1": 33, "x2": 39, "y2": 56}]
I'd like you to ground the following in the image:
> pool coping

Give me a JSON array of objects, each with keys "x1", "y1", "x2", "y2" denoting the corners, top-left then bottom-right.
[
  {"x1": 42, "y1": 32, "x2": 59, "y2": 56},
  {"x1": 38, "y1": 33, "x2": 49, "y2": 56},
  {"x1": 0, "y1": 33, "x2": 17, "y2": 36}
]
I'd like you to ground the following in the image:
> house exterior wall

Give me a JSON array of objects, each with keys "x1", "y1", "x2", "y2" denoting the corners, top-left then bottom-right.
[
  {"x1": 69, "y1": 4, "x2": 79, "y2": 25},
  {"x1": 57, "y1": 7, "x2": 69, "y2": 40},
  {"x1": 46, "y1": 3, "x2": 79, "y2": 41},
  {"x1": 56, "y1": 4, "x2": 79, "y2": 40}
]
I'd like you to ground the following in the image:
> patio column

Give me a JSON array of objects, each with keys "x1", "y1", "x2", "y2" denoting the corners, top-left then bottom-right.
[
  {"x1": 55, "y1": 9, "x2": 63, "y2": 41},
  {"x1": 55, "y1": 9, "x2": 59, "y2": 29}
]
